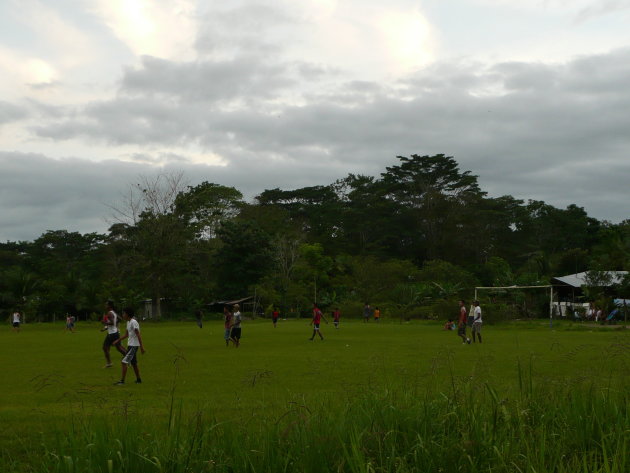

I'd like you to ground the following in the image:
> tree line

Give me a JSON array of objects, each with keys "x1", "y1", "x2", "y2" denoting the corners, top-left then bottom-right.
[{"x1": 1, "y1": 154, "x2": 629, "y2": 322}]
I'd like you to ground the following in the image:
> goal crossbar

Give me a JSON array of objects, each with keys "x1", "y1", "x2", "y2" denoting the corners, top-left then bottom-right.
[{"x1": 474, "y1": 285, "x2": 555, "y2": 325}]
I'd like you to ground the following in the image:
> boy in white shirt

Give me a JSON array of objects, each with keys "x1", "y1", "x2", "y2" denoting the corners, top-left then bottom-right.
[
  {"x1": 102, "y1": 300, "x2": 126, "y2": 368},
  {"x1": 472, "y1": 300, "x2": 483, "y2": 344},
  {"x1": 230, "y1": 303, "x2": 242, "y2": 348},
  {"x1": 12, "y1": 311, "x2": 21, "y2": 332},
  {"x1": 113, "y1": 307, "x2": 145, "y2": 385}
]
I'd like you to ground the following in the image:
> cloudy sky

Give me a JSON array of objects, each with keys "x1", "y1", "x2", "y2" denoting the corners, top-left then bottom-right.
[{"x1": 1, "y1": 0, "x2": 630, "y2": 241}]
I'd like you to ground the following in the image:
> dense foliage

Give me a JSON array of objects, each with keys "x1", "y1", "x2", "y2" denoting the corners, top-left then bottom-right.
[{"x1": 1, "y1": 154, "x2": 629, "y2": 320}]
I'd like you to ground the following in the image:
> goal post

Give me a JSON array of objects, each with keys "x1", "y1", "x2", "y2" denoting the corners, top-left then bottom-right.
[{"x1": 474, "y1": 285, "x2": 554, "y2": 327}]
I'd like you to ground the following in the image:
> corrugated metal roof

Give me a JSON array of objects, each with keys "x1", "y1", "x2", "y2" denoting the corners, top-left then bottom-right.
[{"x1": 552, "y1": 271, "x2": 629, "y2": 288}]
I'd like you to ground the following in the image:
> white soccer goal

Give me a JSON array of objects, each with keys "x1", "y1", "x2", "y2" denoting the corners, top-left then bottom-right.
[{"x1": 474, "y1": 285, "x2": 555, "y2": 327}]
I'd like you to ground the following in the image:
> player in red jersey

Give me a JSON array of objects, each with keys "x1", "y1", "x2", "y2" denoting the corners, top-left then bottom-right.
[
  {"x1": 332, "y1": 307, "x2": 341, "y2": 329},
  {"x1": 309, "y1": 303, "x2": 328, "y2": 341}
]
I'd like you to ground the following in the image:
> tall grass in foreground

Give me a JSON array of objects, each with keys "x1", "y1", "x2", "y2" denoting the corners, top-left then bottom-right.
[{"x1": 6, "y1": 362, "x2": 629, "y2": 473}]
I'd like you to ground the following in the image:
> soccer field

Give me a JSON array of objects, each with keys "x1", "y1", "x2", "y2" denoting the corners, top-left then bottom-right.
[{"x1": 1, "y1": 319, "x2": 629, "y2": 472}]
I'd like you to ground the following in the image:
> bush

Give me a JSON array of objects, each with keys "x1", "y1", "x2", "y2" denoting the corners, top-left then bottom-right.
[
  {"x1": 481, "y1": 303, "x2": 519, "y2": 324},
  {"x1": 335, "y1": 300, "x2": 364, "y2": 319}
]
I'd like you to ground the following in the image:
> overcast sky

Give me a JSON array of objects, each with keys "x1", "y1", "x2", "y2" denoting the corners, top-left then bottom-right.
[{"x1": 1, "y1": 0, "x2": 630, "y2": 241}]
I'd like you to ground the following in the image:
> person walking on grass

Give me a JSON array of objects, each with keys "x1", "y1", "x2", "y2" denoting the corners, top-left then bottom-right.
[
  {"x1": 458, "y1": 300, "x2": 471, "y2": 345},
  {"x1": 374, "y1": 306, "x2": 381, "y2": 323},
  {"x1": 11, "y1": 310, "x2": 21, "y2": 332},
  {"x1": 102, "y1": 301, "x2": 126, "y2": 367},
  {"x1": 332, "y1": 307, "x2": 341, "y2": 329},
  {"x1": 272, "y1": 307, "x2": 280, "y2": 328},
  {"x1": 230, "y1": 304, "x2": 242, "y2": 348},
  {"x1": 363, "y1": 303, "x2": 372, "y2": 323},
  {"x1": 113, "y1": 307, "x2": 145, "y2": 385},
  {"x1": 195, "y1": 309, "x2": 203, "y2": 329},
  {"x1": 65, "y1": 313, "x2": 76, "y2": 333},
  {"x1": 309, "y1": 303, "x2": 328, "y2": 340},
  {"x1": 472, "y1": 300, "x2": 483, "y2": 343},
  {"x1": 223, "y1": 305, "x2": 233, "y2": 347}
]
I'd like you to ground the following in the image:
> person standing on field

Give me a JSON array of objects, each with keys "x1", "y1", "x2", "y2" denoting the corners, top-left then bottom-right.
[
  {"x1": 458, "y1": 300, "x2": 471, "y2": 344},
  {"x1": 102, "y1": 300, "x2": 126, "y2": 367},
  {"x1": 65, "y1": 313, "x2": 76, "y2": 333},
  {"x1": 11, "y1": 310, "x2": 21, "y2": 332},
  {"x1": 272, "y1": 307, "x2": 280, "y2": 328},
  {"x1": 309, "y1": 303, "x2": 328, "y2": 340},
  {"x1": 472, "y1": 300, "x2": 483, "y2": 343},
  {"x1": 363, "y1": 303, "x2": 372, "y2": 323},
  {"x1": 230, "y1": 304, "x2": 242, "y2": 348},
  {"x1": 332, "y1": 307, "x2": 341, "y2": 329},
  {"x1": 223, "y1": 305, "x2": 233, "y2": 347},
  {"x1": 373, "y1": 306, "x2": 381, "y2": 322},
  {"x1": 113, "y1": 307, "x2": 145, "y2": 385}
]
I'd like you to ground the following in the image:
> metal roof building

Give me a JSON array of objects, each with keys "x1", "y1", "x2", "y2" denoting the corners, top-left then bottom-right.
[
  {"x1": 552, "y1": 271, "x2": 629, "y2": 288},
  {"x1": 551, "y1": 271, "x2": 629, "y2": 302}
]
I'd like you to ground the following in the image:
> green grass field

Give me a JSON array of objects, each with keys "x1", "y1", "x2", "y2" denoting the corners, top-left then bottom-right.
[{"x1": 1, "y1": 318, "x2": 629, "y2": 472}]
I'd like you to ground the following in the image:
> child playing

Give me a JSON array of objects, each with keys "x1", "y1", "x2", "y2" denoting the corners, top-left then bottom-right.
[
  {"x1": 65, "y1": 313, "x2": 75, "y2": 332},
  {"x1": 223, "y1": 305, "x2": 233, "y2": 347},
  {"x1": 309, "y1": 303, "x2": 328, "y2": 341},
  {"x1": 458, "y1": 300, "x2": 471, "y2": 344},
  {"x1": 102, "y1": 300, "x2": 126, "y2": 368},
  {"x1": 11, "y1": 311, "x2": 21, "y2": 332},
  {"x1": 113, "y1": 307, "x2": 145, "y2": 385},
  {"x1": 471, "y1": 300, "x2": 483, "y2": 343},
  {"x1": 332, "y1": 307, "x2": 341, "y2": 329},
  {"x1": 230, "y1": 304, "x2": 242, "y2": 348}
]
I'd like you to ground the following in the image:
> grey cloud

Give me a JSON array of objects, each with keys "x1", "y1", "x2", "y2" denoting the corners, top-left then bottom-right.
[
  {"x1": 195, "y1": 4, "x2": 294, "y2": 56},
  {"x1": 28, "y1": 81, "x2": 61, "y2": 91},
  {"x1": 0, "y1": 151, "x2": 344, "y2": 242},
  {"x1": 0, "y1": 101, "x2": 28, "y2": 124},
  {"x1": 575, "y1": 1, "x2": 630, "y2": 23},
  {"x1": 0, "y1": 152, "x2": 134, "y2": 241},
  {"x1": 120, "y1": 55, "x2": 297, "y2": 104},
  {"x1": 27, "y1": 47, "x2": 630, "y2": 225}
]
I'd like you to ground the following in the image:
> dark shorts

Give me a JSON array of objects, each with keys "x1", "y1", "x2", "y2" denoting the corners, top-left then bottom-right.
[
  {"x1": 231, "y1": 327, "x2": 242, "y2": 339},
  {"x1": 122, "y1": 346, "x2": 139, "y2": 365},
  {"x1": 272, "y1": 316, "x2": 278, "y2": 323},
  {"x1": 458, "y1": 325, "x2": 466, "y2": 336},
  {"x1": 13, "y1": 322, "x2": 20, "y2": 328},
  {"x1": 103, "y1": 332, "x2": 119, "y2": 347},
  {"x1": 313, "y1": 323, "x2": 320, "y2": 330},
  {"x1": 467, "y1": 316, "x2": 474, "y2": 327}
]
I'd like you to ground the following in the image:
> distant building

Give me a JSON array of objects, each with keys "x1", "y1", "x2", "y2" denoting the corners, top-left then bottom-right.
[{"x1": 551, "y1": 271, "x2": 628, "y2": 303}]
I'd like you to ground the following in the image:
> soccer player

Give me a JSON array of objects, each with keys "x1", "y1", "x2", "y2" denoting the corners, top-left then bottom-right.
[
  {"x1": 223, "y1": 305, "x2": 233, "y2": 347},
  {"x1": 458, "y1": 300, "x2": 471, "y2": 345},
  {"x1": 272, "y1": 307, "x2": 280, "y2": 328},
  {"x1": 113, "y1": 307, "x2": 145, "y2": 385},
  {"x1": 65, "y1": 313, "x2": 75, "y2": 333},
  {"x1": 332, "y1": 307, "x2": 341, "y2": 329},
  {"x1": 363, "y1": 303, "x2": 372, "y2": 323},
  {"x1": 11, "y1": 310, "x2": 21, "y2": 332},
  {"x1": 309, "y1": 303, "x2": 328, "y2": 341},
  {"x1": 102, "y1": 301, "x2": 126, "y2": 367},
  {"x1": 230, "y1": 304, "x2": 242, "y2": 348},
  {"x1": 472, "y1": 300, "x2": 483, "y2": 343},
  {"x1": 374, "y1": 306, "x2": 381, "y2": 322}
]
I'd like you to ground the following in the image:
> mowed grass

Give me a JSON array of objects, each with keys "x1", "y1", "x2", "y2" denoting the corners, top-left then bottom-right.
[{"x1": 1, "y1": 318, "x2": 629, "y2": 472}]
